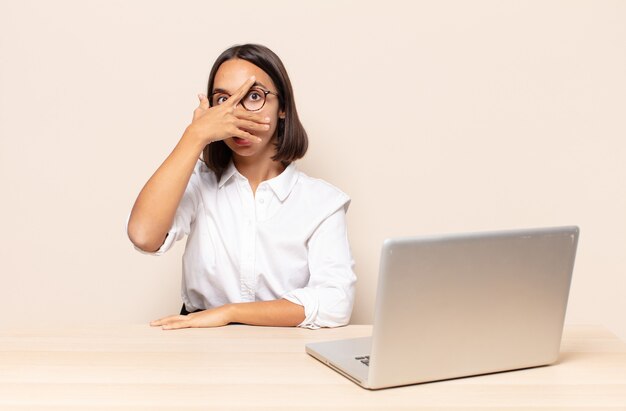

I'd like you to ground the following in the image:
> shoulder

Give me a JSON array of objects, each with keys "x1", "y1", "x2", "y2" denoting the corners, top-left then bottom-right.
[
  {"x1": 293, "y1": 168, "x2": 351, "y2": 214},
  {"x1": 296, "y1": 171, "x2": 350, "y2": 201}
]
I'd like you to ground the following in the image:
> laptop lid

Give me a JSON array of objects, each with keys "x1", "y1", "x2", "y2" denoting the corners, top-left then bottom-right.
[{"x1": 366, "y1": 226, "x2": 579, "y2": 389}]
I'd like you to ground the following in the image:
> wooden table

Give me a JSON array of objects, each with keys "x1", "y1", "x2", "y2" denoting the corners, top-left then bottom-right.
[{"x1": 0, "y1": 324, "x2": 625, "y2": 410}]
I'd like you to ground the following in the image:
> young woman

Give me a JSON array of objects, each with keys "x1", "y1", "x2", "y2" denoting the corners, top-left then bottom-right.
[{"x1": 126, "y1": 43, "x2": 355, "y2": 330}]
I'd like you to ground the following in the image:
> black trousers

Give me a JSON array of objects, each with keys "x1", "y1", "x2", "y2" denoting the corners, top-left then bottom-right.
[
  {"x1": 179, "y1": 303, "x2": 204, "y2": 315},
  {"x1": 179, "y1": 303, "x2": 244, "y2": 325}
]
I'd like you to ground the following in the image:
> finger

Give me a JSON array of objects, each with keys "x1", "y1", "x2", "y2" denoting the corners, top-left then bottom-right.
[
  {"x1": 162, "y1": 320, "x2": 192, "y2": 330},
  {"x1": 232, "y1": 127, "x2": 262, "y2": 143},
  {"x1": 150, "y1": 316, "x2": 172, "y2": 326},
  {"x1": 197, "y1": 93, "x2": 209, "y2": 110},
  {"x1": 226, "y1": 75, "x2": 256, "y2": 107},
  {"x1": 234, "y1": 118, "x2": 271, "y2": 132},
  {"x1": 233, "y1": 108, "x2": 271, "y2": 124},
  {"x1": 150, "y1": 315, "x2": 187, "y2": 326}
]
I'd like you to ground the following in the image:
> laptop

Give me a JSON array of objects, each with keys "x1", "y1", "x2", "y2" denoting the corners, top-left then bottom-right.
[{"x1": 306, "y1": 225, "x2": 579, "y2": 390}]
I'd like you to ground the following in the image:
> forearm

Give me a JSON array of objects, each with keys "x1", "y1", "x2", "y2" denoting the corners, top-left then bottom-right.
[
  {"x1": 226, "y1": 299, "x2": 305, "y2": 327},
  {"x1": 127, "y1": 128, "x2": 205, "y2": 251}
]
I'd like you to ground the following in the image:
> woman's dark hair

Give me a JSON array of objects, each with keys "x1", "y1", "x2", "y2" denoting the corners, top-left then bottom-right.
[{"x1": 202, "y1": 43, "x2": 308, "y2": 179}]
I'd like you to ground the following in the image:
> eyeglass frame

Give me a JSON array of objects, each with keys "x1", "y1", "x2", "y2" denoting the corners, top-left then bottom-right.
[{"x1": 209, "y1": 87, "x2": 280, "y2": 112}]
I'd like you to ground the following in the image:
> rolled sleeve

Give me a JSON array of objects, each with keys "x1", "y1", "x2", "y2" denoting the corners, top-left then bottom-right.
[
  {"x1": 125, "y1": 162, "x2": 202, "y2": 256},
  {"x1": 282, "y1": 200, "x2": 356, "y2": 329}
]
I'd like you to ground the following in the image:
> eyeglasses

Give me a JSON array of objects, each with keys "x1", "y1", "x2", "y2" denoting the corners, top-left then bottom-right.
[{"x1": 210, "y1": 87, "x2": 279, "y2": 111}]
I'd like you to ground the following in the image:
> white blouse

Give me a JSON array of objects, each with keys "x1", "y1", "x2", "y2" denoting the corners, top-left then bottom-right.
[{"x1": 125, "y1": 159, "x2": 356, "y2": 329}]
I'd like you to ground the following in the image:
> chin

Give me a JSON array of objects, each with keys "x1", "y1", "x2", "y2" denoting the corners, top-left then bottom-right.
[
  {"x1": 225, "y1": 141, "x2": 258, "y2": 156},
  {"x1": 231, "y1": 148, "x2": 258, "y2": 157},
  {"x1": 226, "y1": 136, "x2": 275, "y2": 157}
]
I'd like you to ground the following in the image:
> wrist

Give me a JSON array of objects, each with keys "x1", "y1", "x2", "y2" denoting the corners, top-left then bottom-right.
[
  {"x1": 182, "y1": 126, "x2": 210, "y2": 152},
  {"x1": 223, "y1": 303, "x2": 237, "y2": 324}
]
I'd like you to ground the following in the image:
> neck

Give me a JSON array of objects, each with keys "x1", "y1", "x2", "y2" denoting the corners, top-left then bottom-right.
[{"x1": 232, "y1": 150, "x2": 286, "y2": 194}]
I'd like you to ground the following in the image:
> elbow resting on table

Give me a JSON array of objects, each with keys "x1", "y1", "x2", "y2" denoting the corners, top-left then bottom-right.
[{"x1": 285, "y1": 285, "x2": 355, "y2": 329}]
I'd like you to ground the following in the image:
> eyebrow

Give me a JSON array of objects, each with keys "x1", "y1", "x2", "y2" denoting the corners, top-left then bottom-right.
[{"x1": 212, "y1": 81, "x2": 268, "y2": 95}]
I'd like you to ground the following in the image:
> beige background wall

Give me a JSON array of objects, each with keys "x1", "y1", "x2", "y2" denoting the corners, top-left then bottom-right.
[{"x1": 1, "y1": 0, "x2": 624, "y2": 339}]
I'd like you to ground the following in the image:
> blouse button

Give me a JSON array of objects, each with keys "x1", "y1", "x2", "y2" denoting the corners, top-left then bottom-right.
[{"x1": 259, "y1": 198, "x2": 265, "y2": 204}]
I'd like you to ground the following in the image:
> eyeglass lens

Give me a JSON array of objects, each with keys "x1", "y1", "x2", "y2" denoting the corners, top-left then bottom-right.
[{"x1": 211, "y1": 89, "x2": 267, "y2": 111}]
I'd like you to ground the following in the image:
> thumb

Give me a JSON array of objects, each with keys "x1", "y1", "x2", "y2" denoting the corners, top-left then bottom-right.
[{"x1": 197, "y1": 93, "x2": 210, "y2": 110}]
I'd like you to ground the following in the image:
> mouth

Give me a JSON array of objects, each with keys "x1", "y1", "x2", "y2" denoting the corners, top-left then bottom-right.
[{"x1": 232, "y1": 136, "x2": 252, "y2": 146}]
